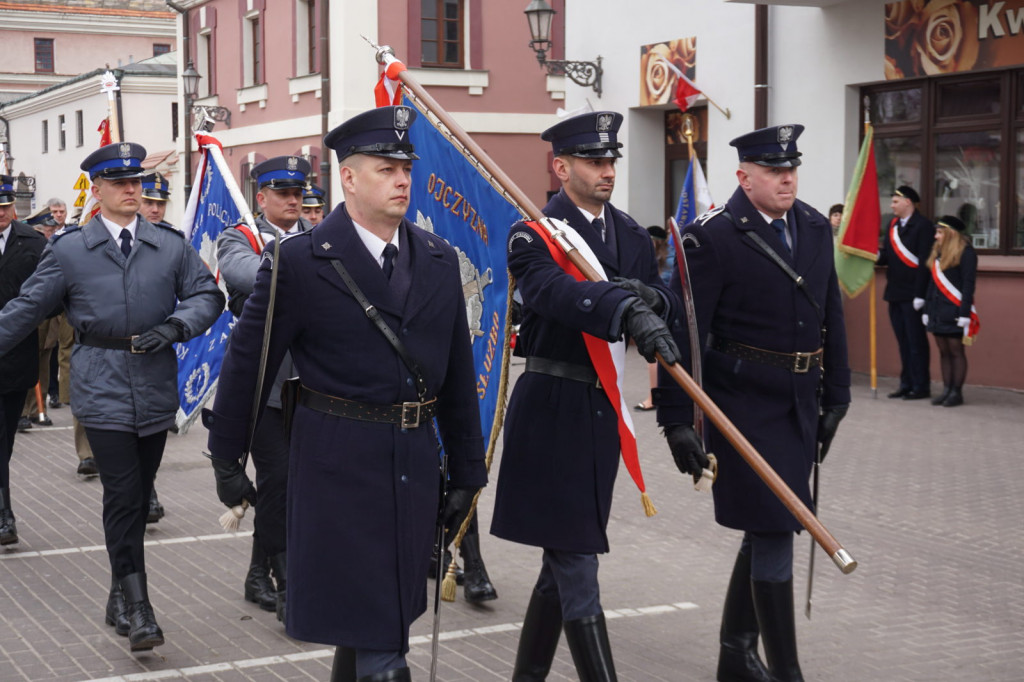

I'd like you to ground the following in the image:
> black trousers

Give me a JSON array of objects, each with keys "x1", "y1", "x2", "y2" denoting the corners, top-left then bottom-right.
[
  {"x1": 251, "y1": 407, "x2": 289, "y2": 557},
  {"x1": 888, "y1": 300, "x2": 930, "y2": 393},
  {"x1": 1, "y1": 390, "x2": 28, "y2": 489},
  {"x1": 85, "y1": 428, "x2": 166, "y2": 578}
]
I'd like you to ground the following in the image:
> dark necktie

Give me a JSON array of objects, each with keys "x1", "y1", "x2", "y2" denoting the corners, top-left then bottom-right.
[
  {"x1": 592, "y1": 217, "x2": 606, "y2": 242},
  {"x1": 119, "y1": 228, "x2": 132, "y2": 258},
  {"x1": 382, "y1": 243, "x2": 398, "y2": 280},
  {"x1": 770, "y1": 219, "x2": 790, "y2": 255},
  {"x1": 0, "y1": 232, "x2": 6, "y2": 256}
]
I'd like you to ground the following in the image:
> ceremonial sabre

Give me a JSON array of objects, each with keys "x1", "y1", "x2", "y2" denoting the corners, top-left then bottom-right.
[
  {"x1": 366, "y1": 42, "x2": 856, "y2": 575},
  {"x1": 805, "y1": 445, "x2": 822, "y2": 618}
]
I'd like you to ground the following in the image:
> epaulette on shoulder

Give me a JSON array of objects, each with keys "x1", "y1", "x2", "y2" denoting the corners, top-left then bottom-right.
[
  {"x1": 50, "y1": 224, "x2": 81, "y2": 242},
  {"x1": 279, "y1": 230, "x2": 307, "y2": 243},
  {"x1": 696, "y1": 205, "x2": 726, "y2": 226},
  {"x1": 154, "y1": 221, "x2": 185, "y2": 237}
]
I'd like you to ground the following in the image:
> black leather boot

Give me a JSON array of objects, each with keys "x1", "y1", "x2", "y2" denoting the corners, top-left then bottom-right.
[
  {"x1": 268, "y1": 551, "x2": 287, "y2": 622},
  {"x1": 563, "y1": 613, "x2": 617, "y2": 682},
  {"x1": 459, "y1": 532, "x2": 497, "y2": 603},
  {"x1": 931, "y1": 385, "x2": 951, "y2": 405},
  {"x1": 104, "y1": 575, "x2": 130, "y2": 636},
  {"x1": 329, "y1": 646, "x2": 357, "y2": 682},
  {"x1": 717, "y1": 552, "x2": 771, "y2": 682},
  {"x1": 513, "y1": 588, "x2": 563, "y2": 681},
  {"x1": 119, "y1": 572, "x2": 165, "y2": 651},
  {"x1": 356, "y1": 667, "x2": 411, "y2": 681},
  {"x1": 0, "y1": 487, "x2": 18, "y2": 545},
  {"x1": 146, "y1": 488, "x2": 165, "y2": 524},
  {"x1": 943, "y1": 387, "x2": 964, "y2": 407},
  {"x1": 244, "y1": 538, "x2": 277, "y2": 611},
  {"x1": 752, "y1": 579, "x2": 803, "y2": 682}
]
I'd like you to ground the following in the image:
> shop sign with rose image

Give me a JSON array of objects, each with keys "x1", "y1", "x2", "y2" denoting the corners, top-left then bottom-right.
[
  {"x1": 640, "y1": 37, "x2": 696, "y2": 106},
  {"x1": 886, "y1": 0, "x2": 1024, "y2": 79}
]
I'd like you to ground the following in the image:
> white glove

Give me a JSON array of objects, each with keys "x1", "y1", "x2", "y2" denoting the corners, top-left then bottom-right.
[
  {"x1": 956, "y1": 316, "x2": 970, "y2": 328},
  {"x1": 913, "y1": 297, "x2": 925, "y2": 311},
  {"x1": 921, "y1": 314, "x2": 929, "y2": 326}
]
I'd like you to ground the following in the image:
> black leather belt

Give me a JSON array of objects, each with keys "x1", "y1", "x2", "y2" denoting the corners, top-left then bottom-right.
[
  {"x1": 297, "y1": 384, "x2": 437, "y2": 429},
  {"x1": 77, "y1": 332, "x2": 145, "y2": 353},
  {"x1": 709, "y1": 335, "x2": 823, "y2": 374},
  {"x1": 524, "y1": 356, "x2": 601, "y2": 388}
]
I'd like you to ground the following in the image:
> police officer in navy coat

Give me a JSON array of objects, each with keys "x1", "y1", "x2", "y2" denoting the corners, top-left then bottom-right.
[
  {"x1": 203, "y1": 105, "x2": 485, "y2": 682},
  {"x1": 877, "y1": 185, "x2": 933, "y2": 399},
  {"x1": 655, "y1": 125, "x2": 850, "y2": 682},
  {"x1": 490, "y1": 111, "x2": 680, "y2": 681},
  {"x1": 0, "y1": 175, "x2": 46, "y2": 546},
  {"x1": 0, "y1": 143, "x2": 225, "y2": 652}
]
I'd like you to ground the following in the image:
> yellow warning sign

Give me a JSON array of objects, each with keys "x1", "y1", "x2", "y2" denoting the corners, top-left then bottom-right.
[
  {"x1": 73, "y1": 174, "x2": 89, "y2": 191},
  {"x1": 73, "y1": 191, "x2": 87, "y2": 208}
]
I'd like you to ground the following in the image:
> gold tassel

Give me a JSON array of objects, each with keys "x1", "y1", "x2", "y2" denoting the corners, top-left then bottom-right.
[
  {"x1": 218, "y1": 499, "x2": 249, "y2": 531},
  {"x1": 441, "y1": 558, "x2": 458, "y2": 602},
  {"x1": 641, "y1": 491, "x2": 657, "y2": 517}
]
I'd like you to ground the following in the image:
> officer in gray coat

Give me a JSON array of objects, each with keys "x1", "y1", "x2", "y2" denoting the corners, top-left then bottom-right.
[
  {"x1": 0, "y1": 142, "x2": 224, "y2": 653},
  {"x1": 213, "y1": 155, "x2": 313, "y2": 620}
]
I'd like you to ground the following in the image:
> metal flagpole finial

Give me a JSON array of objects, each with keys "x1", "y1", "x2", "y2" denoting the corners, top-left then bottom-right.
[{"x1": 360, "y1": 34, "x2": 395, "y2": 65}]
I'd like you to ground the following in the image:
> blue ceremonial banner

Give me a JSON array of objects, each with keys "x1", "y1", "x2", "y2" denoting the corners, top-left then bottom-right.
[
  {"x1": 174, "y1": 144, "x2": 236, "y2": 432},
  {"x1": 403, "y1": 97, "x2": 521, "y2": 446}
]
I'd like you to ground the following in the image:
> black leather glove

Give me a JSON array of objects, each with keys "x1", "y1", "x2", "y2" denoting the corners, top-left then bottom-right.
[
  {"x1": 622, "y1": 298, "x2": 680, "y2": 365},
  {"x1": 665, "y1": 424, "x2": 710, "y2": 483},
  {"x1": 441, "y1": 486, "x2": 479, "y2": 547},
  {"x1": 132, "y1": 319, "x2": 186, "y2": 353},
  {"x1": 817, "y1": 405, "x2": 849, "y2": 462},
  {"x1": 210, "y1": 457, "x2": 258, "y2": 508},
  {"x1": 611, "y1": 277, "x2": 665, "y2": 315}
]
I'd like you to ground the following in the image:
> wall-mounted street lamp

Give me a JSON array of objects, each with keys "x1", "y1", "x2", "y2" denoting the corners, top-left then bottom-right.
[
  {"x1": 524, "y1": 0, "x2": 602, "y2": 97},
  {"x1": 182, "y1": 60, "x2": 231, "y2": 130}
]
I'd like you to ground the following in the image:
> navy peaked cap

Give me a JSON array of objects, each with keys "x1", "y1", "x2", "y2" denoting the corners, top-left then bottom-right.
[
  {"x1": 141, "y1": 171, "x2": 171, "y2": 200},
  {"x1": 937, "y1": 215, "x2": 966, "y2": 232},
  {"x1": 251, "y1": 156, "x2": 312, "y2": 189},
  {"x1": 730, "y1": 124, "x2": 804, "y2": 167},
  {"x1": 81, "y1": 142, "x2": 148, "y2": 180},
  {"x1": 302, "y1": 184, "x2": 325, "y2": 207},
  {"x1": 0, "y1": 174, "x2": 13, "y2": 206},
  {"x1": 323, "y1": 106, "x2": 419, "y2": 162},
  {"x1": 542, "y1": 111, "x2": 623, "y2": 158},
  {"x1": 893, "y1": 185, "x2": 921, "y2": 203}
]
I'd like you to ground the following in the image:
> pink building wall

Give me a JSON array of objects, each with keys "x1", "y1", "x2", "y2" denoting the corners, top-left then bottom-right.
[{"x1": 1, "y1": 31, "x2": 174, "y2": 75}]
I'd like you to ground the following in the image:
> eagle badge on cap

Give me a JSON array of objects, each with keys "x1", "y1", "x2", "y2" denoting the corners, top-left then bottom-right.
[
  {"x1": 395, "y1": 106, "x2": 411, "y2": 130},
  {"x1": 118, "y1": 142, "x2": 132, "y2": 158},
  {"x1": 777, "y1": 125, "x2": 794, "y2": 150},
  {"x1": 287, "y1": 156, "x2": 299, "y2": 171},
  {"x1": 596, "y1": 114, "x2": 614, "y2": 132}
]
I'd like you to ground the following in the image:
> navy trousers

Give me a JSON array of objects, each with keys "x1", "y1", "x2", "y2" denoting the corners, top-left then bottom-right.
[{"x1": 889, "y1": 300, "x2": 930, "y2": 393}]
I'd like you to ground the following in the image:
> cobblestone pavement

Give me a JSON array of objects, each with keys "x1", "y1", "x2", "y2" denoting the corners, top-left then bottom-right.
[{"x1": 1, "y1": 353, "x2": 1022, "y2": 681}]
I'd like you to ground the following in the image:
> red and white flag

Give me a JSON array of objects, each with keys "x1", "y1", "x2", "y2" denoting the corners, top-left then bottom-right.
[
  {"x1": 673, "y1": 72, "x2": 702, "y2": 112},
  {"x1": 374, "y1": 58, "x2": 407, "y2": 107}
]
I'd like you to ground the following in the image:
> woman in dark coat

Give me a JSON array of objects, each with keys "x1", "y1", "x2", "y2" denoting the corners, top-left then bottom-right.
[{"x1": 923, "y1": 215, "x2": 979, "y2": 407}]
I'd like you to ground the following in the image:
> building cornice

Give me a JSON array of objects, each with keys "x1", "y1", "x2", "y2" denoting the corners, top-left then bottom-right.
[{"x1": 0, "y1": 9, "x2": 175, "y2": 37}]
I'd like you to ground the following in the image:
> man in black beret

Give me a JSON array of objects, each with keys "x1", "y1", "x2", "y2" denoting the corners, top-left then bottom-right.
[
  {"x1": 878, "y1": 185, "x2": 933, "y2": 399},
  {"x1": 657, "y1": 124, "x2": 850, "y2": 682}
]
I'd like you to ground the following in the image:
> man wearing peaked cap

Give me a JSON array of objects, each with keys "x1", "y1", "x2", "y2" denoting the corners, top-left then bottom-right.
[
  {"x1": 140, "y1": 172, "x2": 175, "y2": 231},
  {"x1": 491, "y1": 110, "x2": 680, "y2": 680},
  {"x1": 0, "y1": 173, "x2": 47, "y2": 549},
  {"x1": 656, "y1": 124, "x2": 850, "y2": 682},
  {"x1": 204, "y1": 105, "x2": 484, "y2": 682},
  {"x1": 878, "y1": 184, "x2": 933, "y2": 400},
  {"x1": 0, "y1": 141, "x2": 224, "y2": 653},
  {"x1": 301, "y1": 184, "x2": 326, "y2": 226},
  {"x1": 211, "y1": 153, "x2": 315, "y2": 623}
]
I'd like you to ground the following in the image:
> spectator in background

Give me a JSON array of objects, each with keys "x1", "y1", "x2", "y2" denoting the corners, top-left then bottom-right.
[
  {"x1": 829, "y1": 203, "x2": 844, "y2": 238},
  {"x1": 19, "y1": 213, "x2": 61, "y2": 430},
  {"x1": 923, "y1": 216, "x2": 978, "y2": 407}
]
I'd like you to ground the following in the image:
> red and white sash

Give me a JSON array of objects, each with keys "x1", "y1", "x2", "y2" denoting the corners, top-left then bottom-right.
[
  {"x1": 890, "y1": 219, "x2": 919, "y2": 268},
  {"x1": 931, "y1": 259, "x2": 980, "y2": 339},
  {"x1": 527, "y1": 219, "x2": 655, "y2": 516}
]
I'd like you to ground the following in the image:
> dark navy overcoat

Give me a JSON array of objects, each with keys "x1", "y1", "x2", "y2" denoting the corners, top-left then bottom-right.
[
  {"x1": 0, "y1": 221, "x2": 45, "y2": 392},
  {"x1": 878, "y1": 210, "x2": 934, "y2": 302},
  {"x1": 656, "y1": 187, "x2": 851, "y2": 532},
  {"x1": 490, "y1": 190, "x2": 675, "y2": 553},
  {"x1": 205, "y1": 204, "x2": 486, "y2": 652}
]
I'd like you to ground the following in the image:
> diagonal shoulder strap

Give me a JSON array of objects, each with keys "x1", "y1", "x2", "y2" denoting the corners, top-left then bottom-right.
[{"x1": 329, "y1": 258, "x2": 430, "y2": 401}]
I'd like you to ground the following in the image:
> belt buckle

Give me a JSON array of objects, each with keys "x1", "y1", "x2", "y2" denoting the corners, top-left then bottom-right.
[
  {"x1": 793, "y1": 352, "x2": 811, "y2": 373},
  {"x1": 129, "y1": 335, "x2": 145, "y2": 354},
  {"x1": 401, "y1": 402, "x2": 421, "y2": 429}
]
